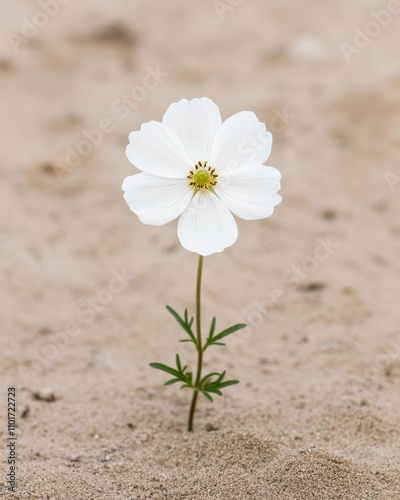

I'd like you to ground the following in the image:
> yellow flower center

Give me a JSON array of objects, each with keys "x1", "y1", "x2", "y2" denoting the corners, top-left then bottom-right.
[{"x1": 187, "y1": 161, "x2": 218, "y2": 191}]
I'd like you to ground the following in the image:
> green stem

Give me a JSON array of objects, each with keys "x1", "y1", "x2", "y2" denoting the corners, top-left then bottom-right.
[{"x1": 188, "y1": 254, "x2": 204, "y2": 432}]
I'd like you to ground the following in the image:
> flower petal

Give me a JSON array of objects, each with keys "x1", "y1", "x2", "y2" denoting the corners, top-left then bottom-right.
[
  {"x1": 177, "y1": 191, "x2": 238, "y2": 256},
  {"x1": 162, "y1": 98, "x2": 222, "y2": 164},
  {"x1": 122, "y1": 173, "x2": 193, "y2": 225},
  {"x1": 214, "y1": 166, "x2": 282, "y2": 220},
  {"x1": 210, "y1": 111, "x2": 272, "y2": 172},
  {"x1": 126, "y1": 121, "x2": 193, "y2": 178}
]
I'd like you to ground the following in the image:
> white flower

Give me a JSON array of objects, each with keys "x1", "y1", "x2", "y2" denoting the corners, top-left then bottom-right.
[{"x1": 122, "y1": 97, "x2": 282, "y2": 256}]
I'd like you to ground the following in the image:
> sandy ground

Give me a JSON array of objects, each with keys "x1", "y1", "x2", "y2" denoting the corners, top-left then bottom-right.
[{"x1": 1, "y1": 0, "x2": 400, "y2": 498}]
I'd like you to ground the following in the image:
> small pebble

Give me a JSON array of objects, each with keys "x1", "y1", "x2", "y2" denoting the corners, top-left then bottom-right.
[
  {"x1": 321, "y1": 209, "x2": 337, "y2": 220},
  {"x1": 205, "y1": 423, "x2": 219, "y2": 432},
  {"x1": 93, "y1": 23, "x2": 136, "y2": 46},
  {"x1": 299, "y1": 282, "x2": 326, "y2": 292},
  {"x1": 21, "y1": 406, "x2": 30, "y2": 419},
  {"x1": 38, "y1": 326, "x2": 52, "y2": 335},
  {"x1": 33, "y1": 389, "x2": 56, "y2": 402}
]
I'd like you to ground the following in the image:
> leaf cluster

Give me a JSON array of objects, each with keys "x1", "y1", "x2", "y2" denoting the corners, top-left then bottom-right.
[
  {"x1": 198, "y1": 371, "x2": 239, "y2": 402},
  {"x1": 150, "y1": 354, "x2": 193, "y2": 389},
  {"x1": 149, "y1": 306, "x2": 246, "y2": 402},
  {"x1": 166, "y1": 306, "x2": 246, "y2": 352}
]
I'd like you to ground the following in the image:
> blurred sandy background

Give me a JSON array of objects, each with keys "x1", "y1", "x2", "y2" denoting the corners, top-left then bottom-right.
[{"x1": 1, "y1": 0, "x2": 400, "y2": 498}]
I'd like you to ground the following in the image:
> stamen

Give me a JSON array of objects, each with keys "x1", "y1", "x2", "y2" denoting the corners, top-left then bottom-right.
[{"x1": 188, "y1": 161, "x2": 218, "y2": 190}]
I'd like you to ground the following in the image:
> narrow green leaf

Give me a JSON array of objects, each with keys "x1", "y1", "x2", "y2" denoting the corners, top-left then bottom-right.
[
  {"x1": 203, "y1": 371, "x2": 225, "y2": 388},
  {"x1": 203, "y1": 323, "x2": 246, "y2": 351},
  {"x1": 149, "y1": 362, "x2": 179, "y2": 377},
  {"x1": 166, "y1": 305, "x2": 197, "y2": 345},
  {"x1": 215, "y1": 380, "x2": 239, "y2": 389},
  {"x1": 165, "y1": 378, "x2": 182, "y2": 385},
  {"x1": 202, "y1": 391, "x2": 214, "y2": 402},
  {"x1": 205, "y1": 388, "x2": 222, "y2": 396},
  {"x1": 176, "y1": 354, "x2": 182, "y2": 372},
  {"x1": 166, "y1": 306, "x2": 189, "y2": 332},
  {"x1": 185, "y1": 309, "x2": 194, "y2": 329},
  {"x1": 211, "y1": 323, "x2": 247, "y2": 343},
  {"x1": 179, "y1": 339, "x2": 194, "y2": 343},
  {"x1": 200, "y1": 372, "x2": 221, "y2": 386},
  {"x1": 209, "y1": 317, "x2": 216, "y2": 338}
]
